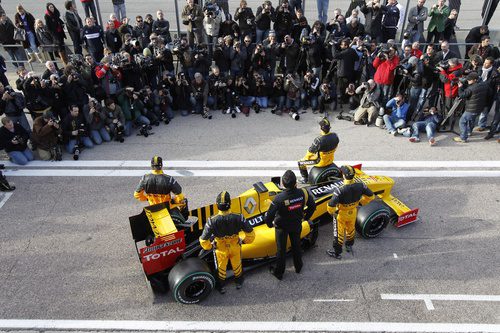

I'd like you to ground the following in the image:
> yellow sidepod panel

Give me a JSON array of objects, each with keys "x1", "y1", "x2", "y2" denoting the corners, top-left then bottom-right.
[{"x1": 240, "y1": 221, "x2": 311, "y2": 259}]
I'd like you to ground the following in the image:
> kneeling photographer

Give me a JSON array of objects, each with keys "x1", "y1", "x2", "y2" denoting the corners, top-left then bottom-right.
[
  {"x1": 0, "y1": 82, "x2": 31, "y2": 133},
  {"x1": 0, "y1": 117, "x2": 34, "y2": 165},
  {"x1": 62, "y1": 105, "x2": 94, "y2": 156},
  {"x1": 301, "y1": 70, "x2": 320, "y2": 112},
  {"x1": 117, "y1": 87, "x2": 151, "y2": 132},
  {"x1": 103, "y1": 98, "x2": 127, "y2": 140},
  {"x1": 353, "y1": 80, "x2": 381, "y2": 126},
  {"x1": 83, "y1": 98, "x2": 111, "y2": 145},
  {"x1": 32, "y1": 110, "x2": 63, "y2": 160}
]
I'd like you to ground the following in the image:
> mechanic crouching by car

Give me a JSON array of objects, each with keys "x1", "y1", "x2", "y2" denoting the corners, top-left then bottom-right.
[
  {"x1": 297, "y1": 118, "x2": 339, "y2": 184},
  {"x1": 265, "y1": 170, "x2": 316, "y2": 280},
  {"x1": 326, "y1": 165, "x2": 374, "y2": 259},
  {"x1": 134, "y1": 155, "x2": 186, "y2": 206},
  {"x1": 32, "y1": 110, "x2": 63, "y2": 160},
  {"x1": 199, "y1": 191, "x2": 255, "y2": 294}
]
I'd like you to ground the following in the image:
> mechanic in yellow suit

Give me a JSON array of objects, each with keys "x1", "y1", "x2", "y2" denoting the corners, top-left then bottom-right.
[
  {"x1": 134, "y1": 155, "x2": 185, "y2": 205},
  {"x1": 297, "y1": 118, "x2": 340, "y2": 184},
  {"x1": 326, "y1": 165, "x2": 374, "y2": 259},
  {"x1": 199, "y1": 191, "x2": 255, "y2": 294}
]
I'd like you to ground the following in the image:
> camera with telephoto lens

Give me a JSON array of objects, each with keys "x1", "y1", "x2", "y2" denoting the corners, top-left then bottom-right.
[
  {"x1": 114, "y1": 123, "x2": 125, "y2": 143},
  {"x1": 289, "y1": 108, "x2": 300, "y2": 121},
  {"x1": 375, "y1": 107, "x2": 385, "y2": 128},
  {"x1": 13, "y1": 135, "x2": 25, "y2": 146},
  {"x1": 50, "y1": 145, "x2": 63, "y2": 161},
  {"x1": 438, "y1": 60, "x2": 450, "y2": 70},
  {"x1": 202, "y1": 107, "x2": 212, "y2": 119}
]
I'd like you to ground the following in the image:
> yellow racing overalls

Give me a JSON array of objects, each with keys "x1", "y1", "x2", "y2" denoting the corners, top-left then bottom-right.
[
  {"x1": 199, "y1": 211, "x2": 255, "y2": 287},
  {"x1": 298, "y1": 130, "x2": 339, "y2": 182},
  {"x1": 327, "y1": 179, "x2": 374, "y2": 255}
]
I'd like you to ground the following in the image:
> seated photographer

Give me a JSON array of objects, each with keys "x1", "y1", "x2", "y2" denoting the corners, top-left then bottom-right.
[
  {"x1": 174, "y1": 72, "x2": 194, "y2": 116},
  {"x1": 190, "y1": 72, "x2": 211, "y2": 115},
  {"x1": 32, "y1": 110, "x2": 63, "y2": 160},
  {"x1": 0, "y1": 83, "x2": 31, "y2": 133},
  {"x1": 235, "y1": 75, "x2": 253, "y2": 108},
  {"x1": 22, "y1": 75, "x2": 52, "y2": 122},
  {"x1": 117, "y1": 87, "x2": 151, "y2": 129},
  {"x1": 318, "y1": 81, "x2": 336, "y2": 114},
  {"x1": 353, "y1": 79, "x2": 380, "y2": 125},
  {"x1": 301, "y1": 70, "x2": 320, "y2": 112},
  {"x1": 103, "y1": 98, "x2": 128, "y2": 138},
  {"x1": 251, "y1": 71, "x2": 269, "y2": 110},
  {"x1": 270, "y1": 74, "x2": 286, "y2": 115},
  {"x1": 208, "y1": 65, "x2": 227, "y2": 111},
  {"x1": 62, "y1": 105, "x2": 94, "y2": 153},
  {"x1": 383, "y1": 94, "x2": 409, "y2": 135},
  {"x1": 0, "y1": 117, "x2": 33, "y2": 165},
  {"x1": 95, "y1": 56, "x2": 123, "y2": 99},
  {"x1": 284, "y1": 73, "x2": 302, "y2": 112},
  {"x1": 408, "y1": 106, "x2": 442, "y2": 146},
  {"x1": 345, "y1": 83, "x2": 360, "y2": 114},
  {"x1": 83, "y1": 98, "x2": 111, "y2": 145}
]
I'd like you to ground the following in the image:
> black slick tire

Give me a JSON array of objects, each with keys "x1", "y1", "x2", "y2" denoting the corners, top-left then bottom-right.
[{"x1": 168, "y1": 258, "x2": 215, "y2": 304}]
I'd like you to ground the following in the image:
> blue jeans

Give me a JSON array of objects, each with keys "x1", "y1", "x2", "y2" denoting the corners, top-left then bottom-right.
[
  {"x1": 300, "y1": 92, "x2": 318, "y2": 110},
  {"x1": 459, "y1": 111, "x2": 478, "y2": 141},
  {"x1": 478, "y1": 105, "x2": 493, "y2": 129},
  {"x1": 286, "y1": 98, "x2": 300, "y2": 110},
  {"x1": 317, "y1": 0, "x2": 329, "y2": 24},
  {"x1": 8, "y1": 148, "x2": 34, "y2": 165},
  {"x1": 66, "y1": 136, "x2": 94, "y2": 153},
  {"x1": 255, "y1": 96, "x2": 268, "y2": 108},
  {"x1": 5, "y1": 47, "x2": 26, "y2": 67},
  {"x1": 410, "y1": 30, "x2": 421, "y2": 43},
  {"x1": 113, "y1": 4, "x2": 126, "y2": 21},
  {"x1": 409, "y1": 87, "x2": 422, "y2": 119},
  {"x1": 26, "y1": 31, "x2": 37, "y2": 53},
  {"x1": 383, "y1": 114, "x2": 406, "y2": 132},
  {"x1": 124, "y1": 121, "x2": 133, "y2": 136},
  {"x1": 256, "y1": 28, "x2": 269, "y2": 44},
  {"x1": 416, "y1": 88, "x2": 428, "y2": 116},
  {"x1": 271, "y1": 96, "x2": 285, "y2": 110},
  {"x1": 135, "y1": 115, "x2": 150, "y2": 126},
  {"x1": 239, "y1": 96, "x2": 255, "y2": 107},
  {"x1": 380, "y1": 84, "x2": 392, "y2": 106},
  {"x1": 411, "y1": 121, "x2": 437, "y2": 140},
  {"x1": 90, "y1": 128, "x2": 111, "y2": 145}
]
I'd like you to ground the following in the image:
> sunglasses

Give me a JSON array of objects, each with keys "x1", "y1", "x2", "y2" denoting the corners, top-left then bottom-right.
[{"x1": 137, "y1": 20, "x2": 143, "y2": 22}]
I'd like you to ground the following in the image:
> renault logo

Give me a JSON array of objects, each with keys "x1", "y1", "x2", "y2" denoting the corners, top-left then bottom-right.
[{"x1": 244, "y1": 197, "x2": 257, "y2": 215}]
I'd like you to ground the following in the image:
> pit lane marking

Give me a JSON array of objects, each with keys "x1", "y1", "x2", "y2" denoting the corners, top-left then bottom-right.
[
  {"x1": 3, "y1": 160, "x2": 500, "y2": 168},
  {"x1": 5, "y1": 169, "x2": 500, "y2": 178},
  {"x1": 393, "y1": 253, "x2": 398, "y2": 259},
  {"x1": 1, "y1": 319, "x2": 500, "y2": 332},
  {"x1": 381, "y1": 293, "x2": 500, "y2": 311},
  {"x1": 313, "y1": 299, "x2": 355, "y2": 302},
  {"x1": 0, "y1": 192, "x2": 13, "y2": 210}
]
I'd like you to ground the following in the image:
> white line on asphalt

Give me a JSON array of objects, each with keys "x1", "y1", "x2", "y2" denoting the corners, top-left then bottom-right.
[
  {"x1": 2, "y1": 319, "x2": 500, "y2": 332},
  {"x1": 313, "y1": 299, "x2": 355, "y2": 302},
  {"x1": 393, "y1": 253, "x2": 398, "y2": 259},
  {"x1": 5, "y1": 169, "x2": 500, "y2": 177},
  {"x1": 381, "y1": 294, "x2": 500, "y2": 311},
  {"x1": 3, "y1": 160, "x2": 500, "y2": 169},
  {"x1": 0, "y1": 192, "x2": 13, "y2": 209}
]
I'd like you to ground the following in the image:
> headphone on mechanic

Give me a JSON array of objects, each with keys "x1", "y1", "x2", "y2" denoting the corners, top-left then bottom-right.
[
  {"x1": 216, "y1": 191, "x2": 231, "y2": 211},
  {"x1": 340, "y1": 165, "x2": 355, "y2": 180},
  {"x1": 151, "y1": 155, "x2": 163, "y2": 170}
]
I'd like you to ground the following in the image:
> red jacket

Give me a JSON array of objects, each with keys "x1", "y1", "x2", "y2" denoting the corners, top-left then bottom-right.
[
  {"x1": 80, "y1": 0, "x2": 94, "y2": 3},
  {"x1": 373, "y1": 55, "x2": 400, "y2": 85},
  {"x1": 440, "y1": 63, "x2": 463, "y2": 98}
]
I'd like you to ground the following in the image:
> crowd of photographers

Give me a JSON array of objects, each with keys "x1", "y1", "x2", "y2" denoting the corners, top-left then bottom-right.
[{"x1": 0, "y1": 0, "x2": 499, "y2": 164}]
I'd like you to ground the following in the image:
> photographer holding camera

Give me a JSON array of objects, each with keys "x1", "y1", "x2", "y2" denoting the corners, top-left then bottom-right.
[
  {"x1": 0, "y1": 117, "x2": 33, "y2": 165},
  {"x1": 95, "y1": 56, "x2": 123, "y2": 99},
  {"x1": 0, "y1": 83, "x2": 31, "y2": 133},
  {"x1": 353, "y1": 79, "x2": 380, "y2": 125},
  {"x1": 373, "y1": 45, "x2": 400, "y2": 105},
  {"x1": 234, "y1": 0, "x2": 255, "y2": 42},
  {"x1": 409, "y1": 106, "x2": 442, "y2": 146},
  {"x1": 61, "y1": 105, "x2": 94, "y2": 154},
  {"x1": 438, "y1": 57, "x2": 463, "y2": 114},
  {"x1": 62, "y1": 66, "x2": 89, "y2": 111},
  {"x1": 103, "y1": 98, "x2": 128, "y2": 138},
  {"x1": 32, "y1": 110, "x2": 63, "y2": 160},
  {"x1": 383, "y1": 94, "x2": 409, "y2": 135},
  {"x1": 332, "y1": 38, "x2": 359, "y2": 106},
  {"x1": 22, "y1": 74, "x2": 52, "y2": 122},
  {"x1": 190, "y1": 72, "x2": 211, "y2": 116},
  {"x1": 274, "y1": 0, "x2": 294, "y2": 42},
  {"x1": 284, "y1": 72, "x2": 302, "y2": 112},
  {"x1": 83, "y1": 98, "x2": 111, "y2": 145},
  {"x1": 182, "y1": 0, "x2": 204, "y2": 46},
  {"x1": 361, "y1": 0, "x2": 383, "y2": 42},
  {"x1": 117, "y1": 87, "x2": 151, "y2": 131},
  {"x1": 255, "y1": 1, "x2": 275, "y2": 43},
  {"x1": 203, "y1": 0, "x2": 223, "y2": 56},
  {"x1": 301, "y1": 70, "x2": 320, "y2": 112},
  {"x1": 279, "y1": 35, "x2": 299, "y2": 74},
  {"x1": 318, "y1": 81, "x2": 336, "y2": 114}
]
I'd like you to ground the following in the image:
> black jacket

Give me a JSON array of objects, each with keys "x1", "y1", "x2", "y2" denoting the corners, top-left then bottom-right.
[
  {"x1": 361, "y1": 5, "x2": 383, "y2": 37},
  {"x1": 200, "y1": 213, "x2": 253, "y2": 239},
  {"x1": 328, "y1": 182, "x2": 374, "y2": 207},
  {"x1": 459, "y1": 81, "x2": 490, "y2": 114},
  {"x1": 234, "y1": 7, "x2": 255, "y2": 32},
  {"x1": 62, "y1": 113, "x2": 89, "y2": 140},
  {"x1": 265, "y1": 187, "x2": 316, "y2": 233},
  {"x1": 0, "y1": 123, "x2": 29, "y2": 152},
  {"x1": 65, "y1": 10, "x2": 83, "y2": 34},
  {"x1": 308, "y1": 132, "x2": 339, "y2": 154},
  {"x1": 333, "y1": 47, "x2": 359, "y2": 79},
  {"x1": 135, "y1": 173, "x2": 182, "y2": 196}
]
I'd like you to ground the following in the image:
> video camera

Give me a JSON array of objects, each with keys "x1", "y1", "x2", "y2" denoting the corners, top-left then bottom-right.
[{"x1": 138, "y1": 124, "x2": 153, "y2": 137}]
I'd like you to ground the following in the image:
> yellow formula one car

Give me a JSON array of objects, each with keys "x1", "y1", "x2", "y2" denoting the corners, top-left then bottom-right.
[{"x1": 129, "y1": 165, "x2": 419, "y2": 304}]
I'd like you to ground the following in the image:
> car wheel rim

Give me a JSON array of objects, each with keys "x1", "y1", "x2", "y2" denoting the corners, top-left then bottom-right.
[
  {"x1": 185, "y1": 280, "x2": 207, "y2": 298},
  {"x1": 369, "y1": 216, "x2": 388, "y2": 235}
]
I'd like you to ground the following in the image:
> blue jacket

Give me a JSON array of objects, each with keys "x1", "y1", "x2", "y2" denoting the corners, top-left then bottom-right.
[{"x1": 386, "y1": 98, "x2": 409, "y2": 120}]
